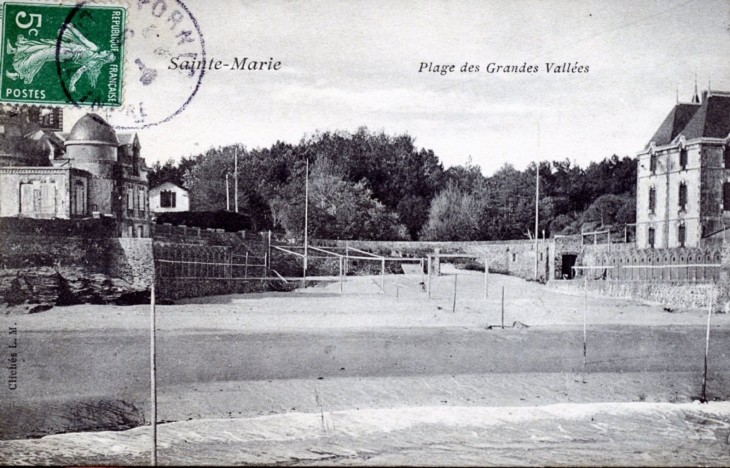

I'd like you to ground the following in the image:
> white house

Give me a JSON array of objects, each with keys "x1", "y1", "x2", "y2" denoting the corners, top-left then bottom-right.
[{"x1": 149, "y1": 182, "x2": 189, "y2": 213}]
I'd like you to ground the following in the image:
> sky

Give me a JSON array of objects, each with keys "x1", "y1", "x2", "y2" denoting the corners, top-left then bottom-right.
[{"x1": 65, "y1": 0, "x2": 730, "y2": 176}]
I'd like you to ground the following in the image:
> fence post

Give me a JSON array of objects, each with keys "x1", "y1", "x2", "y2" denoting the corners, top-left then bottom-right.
[
  {"x1": 702, "y1": 292, "x2": 713, "y2": 402},
  {"x1": 245, "y1": 252, "x2": 249, "y2": 279},
  {"x1": 484, "y1": 258, "x2": 489, "y2": 299},
  {"x1": 501, "y1": 286, "x2": 505, "y2": 329},
  {"x1": 381, "y1": 258, "x2": 385, "y2": 294},
  {"x1": 583, "y1": 276, "x2": 588, "y2": 368},
  {"x1": 452, "y1": 274, "x2": 458, "y2": 313},
  {"x1": 427, "y1": 254, "x2": 432, "y2": 299},
  {"x1": 339, "y1": 257, "x2": 343, "y2": 294}
]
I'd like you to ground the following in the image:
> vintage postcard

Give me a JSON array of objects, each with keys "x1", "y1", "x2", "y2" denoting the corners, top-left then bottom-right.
[{"x1": 1, "y1": 0, "x2": 730, "y2": 465}]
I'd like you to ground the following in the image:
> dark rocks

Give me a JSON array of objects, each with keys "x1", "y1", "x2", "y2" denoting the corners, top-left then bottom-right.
[{"x1": 0, "y1": 268, "x2": 149, "y2": 313}]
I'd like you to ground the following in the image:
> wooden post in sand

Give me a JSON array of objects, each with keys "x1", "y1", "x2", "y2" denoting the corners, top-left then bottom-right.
[
  {"x1": 452, "y1": 274, "x2": 458, "y2": 313},
  {"x1": 484, "y1": 258, "x2": 489, "y2": 299},
  {"x1": 501, "y1": 286, "x2": 505, "y2": 329},
  {"x1": 702, "y1": 293, "x2": 713, "y2": 402},
  {"x1": 150, "y1": 283, "x2": 157, "y2": 466},
  {"x1": 339, "y1": 257, "x2": 344, "y2": 294},
  {"x1": 427, "y1": 255, "x2": 432, "y2": 299},
  {"x1": 583, "y1": 276, "x2": 588, "y2": 367}
]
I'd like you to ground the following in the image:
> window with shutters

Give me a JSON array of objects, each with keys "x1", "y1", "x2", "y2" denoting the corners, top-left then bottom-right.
[
  {"x1": 650, "y1": 153, "x2": 657, "y2": 174},
  {"x1": 678, "y1": 183, "x2": 687, "y2": 211},
  {"x1": 724, "y1": 145, "x2": 730, "y2": 168},
  {"x1": 160, "y1": 190, "x2": 176, "y2": 208},
  {"x1": 724, "y1": 183, "x2": 730, "y2": 211},
  {"x1": 73, "y1": 181, "x2": 86, "y2": 216},
  {"x1": 648, "y1": 187, "x2": 656, "y2": 214},
  {"x1": 19, "y1": 182, "x2": 56, "y2": 216},
  {"x1": 138, "y1": 187, "x2": 146, "y2": 212}
]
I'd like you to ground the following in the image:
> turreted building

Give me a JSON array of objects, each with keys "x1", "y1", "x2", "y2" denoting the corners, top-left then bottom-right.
[{"x1": 0, "y1": 113, "x2": 150, "y2": 237}]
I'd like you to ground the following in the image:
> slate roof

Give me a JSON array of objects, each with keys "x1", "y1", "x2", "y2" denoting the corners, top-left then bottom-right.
[{"x1": 646, "y1": 91, "x2": 730, "y2": 148}]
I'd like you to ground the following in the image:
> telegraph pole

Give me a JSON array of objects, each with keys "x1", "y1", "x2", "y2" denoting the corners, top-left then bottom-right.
[
  {"x1": 534, "y1": 123, "x2": 540, "y2": 280},
  {"x1": 303, "y1": 158, "x2": 309, "y2": 279},
  {"x1": 234, "y1": 147, "x2": 239, "y2": 213},
  {"x1": 225, "y1": 174, "x2": 230, "y2": 211}
]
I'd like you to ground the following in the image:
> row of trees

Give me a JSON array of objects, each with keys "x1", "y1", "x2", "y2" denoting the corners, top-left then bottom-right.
[{"x1": 148, "y1": 127, "x2": 636, "y2": 241}]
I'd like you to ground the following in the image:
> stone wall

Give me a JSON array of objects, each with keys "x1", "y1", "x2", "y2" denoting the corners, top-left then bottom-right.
[
  {"x1": 312, "y1": 238, "x2": 551, "y2": 282},
  {"x1": 549, "y1": 279, "x2": 717, "y2": 310},
  {"x1": 152, "y1": 227, "x2": 276, "y2": 300}
]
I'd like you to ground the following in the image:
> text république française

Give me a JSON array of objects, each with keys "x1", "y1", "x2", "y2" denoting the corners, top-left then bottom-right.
[{"x1": 418, "y1": 62, "x2": 590, "y2": 75}]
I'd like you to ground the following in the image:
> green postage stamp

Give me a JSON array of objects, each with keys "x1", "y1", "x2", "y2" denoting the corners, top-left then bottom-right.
[{"x1": 0, "y1": 2, "x2": 125, "y2": 107}]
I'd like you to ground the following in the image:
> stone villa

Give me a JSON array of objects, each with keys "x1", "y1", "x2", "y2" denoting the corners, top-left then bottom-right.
[
  {"x1": 636, "y1": 89, "x2": 730, "y2": 249},
  {"x1": 0, "y1": 111, "x2": 151, "y2": 237}
]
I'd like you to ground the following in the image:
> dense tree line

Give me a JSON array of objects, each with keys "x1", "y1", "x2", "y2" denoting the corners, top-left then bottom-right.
[{"x1": 149, "y1": 127, "x2": 636, "y2": 241}]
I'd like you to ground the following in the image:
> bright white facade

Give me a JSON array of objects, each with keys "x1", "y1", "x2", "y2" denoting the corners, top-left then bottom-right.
[{"x1": 150, "y1": 182, "x2": 189, "y2": 213}]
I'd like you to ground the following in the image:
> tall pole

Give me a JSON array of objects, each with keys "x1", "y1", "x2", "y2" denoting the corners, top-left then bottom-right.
[
  {"x1": 452, "y1": 274, "x2": 458, "y2": 313},
  {"x1": 484, "y1": 258, "x2": 489, "y2": 299},
  {"x1": 150, "y1": 283, "x2": 157, "y2": 466},
  {"x1": 225, "y1": 174, "x2": 230, "y2": 211},
  {"x1": 534, "y1": 123, "x2": 540, "y2": 280},
  {"x1": 583, "y1": 276, "x2": 588, "y2": 368},
  {"x1": 501, "y1": 286, "x2": 505, "y2": 329},
  {"x1": 234, "y1": 148, "x2": 239, "y2": 213},
  {"x1": 303, "y1": 159, "x2": 309, "y2": 279},
  {"x1": 339, "y1": 257, "x2": 344, "y2": 294},
  {"x1": 702, "y1": 293, "x2": 713, "y2": 402},
  {"x1": 427, "y1": 254, "x2": 432, "y2": 299}
]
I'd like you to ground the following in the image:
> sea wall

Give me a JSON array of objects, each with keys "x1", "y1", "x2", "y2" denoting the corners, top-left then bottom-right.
[{"x1": 549, "y1": 279, "x2": 717, "y2": 309}]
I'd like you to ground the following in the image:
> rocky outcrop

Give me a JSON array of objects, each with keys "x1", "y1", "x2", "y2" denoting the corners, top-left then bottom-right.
[
  {"x1": 0, "y1": 267, "x2": 143, "y2": 313},
  {"x1": 1, "y1": 236, "x2": 154, "y2": 314}
]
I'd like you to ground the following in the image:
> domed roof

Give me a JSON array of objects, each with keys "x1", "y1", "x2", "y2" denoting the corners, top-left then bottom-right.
[{"x1": 65, "y1": 113, "x2": 119, "y2": 146}]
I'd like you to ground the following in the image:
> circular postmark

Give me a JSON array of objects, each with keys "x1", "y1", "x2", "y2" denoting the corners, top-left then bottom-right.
[{"x1": 60, "y1": 0, "x2": 206, "y2": 130}]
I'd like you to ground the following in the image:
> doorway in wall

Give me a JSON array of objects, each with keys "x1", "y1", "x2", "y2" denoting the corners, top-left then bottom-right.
[{"x1": 561, "y1": 254, "x2": 577, "y2": 279}]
